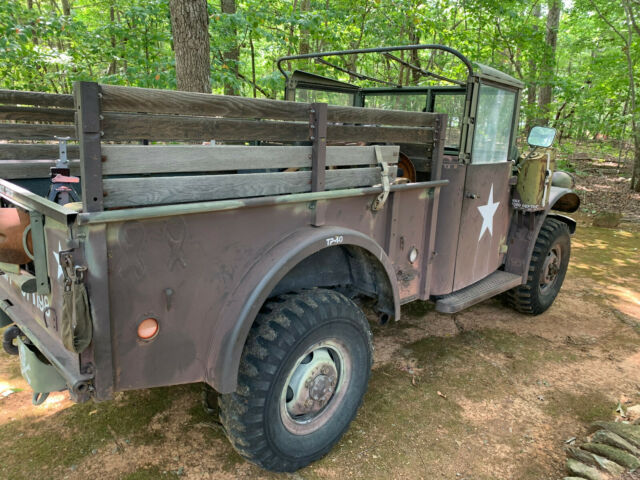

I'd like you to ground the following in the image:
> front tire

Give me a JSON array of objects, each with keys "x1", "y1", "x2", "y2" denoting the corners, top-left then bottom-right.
[
  {"x1": 219, "y1": 289, "x2": 373, "y2": 472},
  {"x1": 506, "y1": 217, "x2": 571, "y2": 315}
]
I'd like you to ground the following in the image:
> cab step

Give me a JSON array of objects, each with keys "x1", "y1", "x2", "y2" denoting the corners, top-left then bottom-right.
[{"x1": 435, "y1": 271, "x2": 523, "y2": 314}]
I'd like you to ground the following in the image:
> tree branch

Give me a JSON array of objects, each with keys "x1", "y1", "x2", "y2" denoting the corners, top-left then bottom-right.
[{"x1": 588, "y1": 0, "x2": 628, "y2": 44}]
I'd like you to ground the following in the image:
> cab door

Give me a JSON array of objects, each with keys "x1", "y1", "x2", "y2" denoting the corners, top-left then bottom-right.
[{"x1": 452, "y1": 83, "x2": 518, "y2": 291}]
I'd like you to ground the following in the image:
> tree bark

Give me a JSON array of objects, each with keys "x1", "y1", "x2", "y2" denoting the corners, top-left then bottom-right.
[
  {"x1": 220, "y1": 0, "x2": 240, "y2": 95},
  {"x1": 525, "y1": 3, "x2": 541, "y2": 133},
  {"x1": 169, "y1": 0, "x2": 211, "y2": 93},
  {"x1": 299, "y1": 0, "x2": 311, "y2": 56},
  {"x1": 538, "y1": 0, "x2": 561, "y2": 126}
]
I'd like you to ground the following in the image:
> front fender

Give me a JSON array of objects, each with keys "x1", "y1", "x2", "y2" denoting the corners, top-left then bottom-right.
[
  {"x1": 206, "y1": 226, "x2": 400, "y2": 393},
  {"x1": 505, "y1": 187, "x2": 580, "y2": 279},
  {"x1": 547, "y1": 186, "x2": 580, "y2": 214}
]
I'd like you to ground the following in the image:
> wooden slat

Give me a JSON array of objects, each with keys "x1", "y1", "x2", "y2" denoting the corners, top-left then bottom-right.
[
  {"x1": 100, "y1": 145, "x2": 399, "y2": 175},
  {"x1": 0, "y1": 89, "x2": 74, "y2": 108},
  {"x1": 100, "y1": 84, "x2": 310, "y2": 122},
  {"x1": 102, "y1": 166, "x2": 397, "y2": 208},
  {"x1": 100, "y1": 84, "x2": 440, "y2": 127},
  {"x1": 101, "y1": 112, "x2": 308, "y2": 142},
  {"x1": 326, "y1": 105, "x2": 437, "y2": 127},
  {"x1": 327, "y1": 124, "x2": 434, "y2": 144},
  {"x1": 101, "y1": 112, "x2": 433, "y2": 144},
  {"x1": 0, "y1": 160, "x2": 80, "y2": 179},
  {"x1": 0, "y1": 106, "x2": 75, "y2": 123},
  {"x1": 0, "y1": 144, "x2": 79, "y2": 160},
  {"x1": 0, "y1": 123, "x2": 76, "y2": 140}
]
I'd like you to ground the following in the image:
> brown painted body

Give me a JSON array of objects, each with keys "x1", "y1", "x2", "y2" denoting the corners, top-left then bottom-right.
[{"x1": 0, "y1": 58, "x2": 580, "y2": 403}]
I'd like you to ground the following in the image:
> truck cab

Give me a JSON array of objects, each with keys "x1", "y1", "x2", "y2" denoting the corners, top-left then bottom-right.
[{"x1": 279, "y1": 45, "x2": 579, "y2": 310}]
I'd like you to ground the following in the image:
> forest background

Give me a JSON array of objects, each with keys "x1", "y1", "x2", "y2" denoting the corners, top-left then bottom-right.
[{"x1": 1, "y1": 0, "x2": 639, "y2": 190}]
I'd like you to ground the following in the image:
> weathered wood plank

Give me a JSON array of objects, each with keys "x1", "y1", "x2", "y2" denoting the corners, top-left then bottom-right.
[
  {"x1": 326, "y1": 105, "x2": 438, "y2": 127},
  {"x1": 100, "y1": 84, "x2": 443, "y2": 127},
  {"x1": 101, "y1": 112, "x2": 308, "y2": 142},
  {"x1": 102, "y1": 166, "x2": 397, "y2": 208},
  {"x1": 0, "y1": 106, "x2": 75, "y2": 123},
  {"x1": 327, "y1": 124, "x2": 434, "y2": 144},
  {"x1": 0, "y1": 144, "x2": 79, "y2": 160},
  {"x1": 0, "y1": 123, "x2": 76, "y2": 140},
  {"x1": 101, "y1": 145, "x2": 399, "y2": 175},
  {"x1": 100, "y1": 84, "x2": 310, "y2": 122},
  {"x1": 0, "y1": 89, "x2": 74, "y2": 108},
  {"x1": 0, "y1": 160, "x2": 81, "y2": 179},
  {"x1": 101, "y1": 112, "x2": 433, "y2": 144}
]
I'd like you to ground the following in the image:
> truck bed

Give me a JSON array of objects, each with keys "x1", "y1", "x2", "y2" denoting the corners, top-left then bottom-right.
[{"x1": 0, "y1": 84, "x2": 449, "y2": 401}]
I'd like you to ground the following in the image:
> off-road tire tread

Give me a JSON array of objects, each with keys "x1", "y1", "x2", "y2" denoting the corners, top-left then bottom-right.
[
  {"x1": 505, "y1": 217, "x2": 570, "y2": 315},
  {"x1": 218, "y1": 289, "x2": 373, "y2": 472}
]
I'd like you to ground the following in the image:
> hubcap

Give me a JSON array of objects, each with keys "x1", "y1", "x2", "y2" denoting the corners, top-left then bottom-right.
[
  {"x1": 540, "y1": 244, "x2": 562, "y2": 294},
  {"x1": 280, "y1": 340, "x2": 351, "y2": 435}
]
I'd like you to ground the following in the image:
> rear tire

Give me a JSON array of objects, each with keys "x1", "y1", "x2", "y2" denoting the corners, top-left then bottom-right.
[
  {"x1": 2, "y1": 325, "x2": 20, "y2": 356},
  {"x1": 506, "y1": 217, "x2": 571, "y2": 315},
  {"x1": 219, "y1": 289, "x2": 373, "y2": 472}
]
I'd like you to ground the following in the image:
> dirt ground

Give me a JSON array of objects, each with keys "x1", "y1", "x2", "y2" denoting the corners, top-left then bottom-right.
[{"x1": 0, "y1": 156, "x2": 639, "y2": 479}]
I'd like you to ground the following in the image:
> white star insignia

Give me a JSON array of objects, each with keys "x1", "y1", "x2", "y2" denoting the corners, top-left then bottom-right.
[
  {"x1": 477, "y1": 184, "x2": 500, "y2": 241},
  {"x1": 54, "y1": 242, "x2": 64, "y2": 280}
]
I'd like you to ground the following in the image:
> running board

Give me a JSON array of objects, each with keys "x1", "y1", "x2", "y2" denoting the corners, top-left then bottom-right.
[{"x1": 435, "y1": 271, "x2": 523, "y2": 314}]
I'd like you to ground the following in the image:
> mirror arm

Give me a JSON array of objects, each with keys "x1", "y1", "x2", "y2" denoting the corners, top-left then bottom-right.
[{"x1": 517, "y1": 145, "x2": 538, "y2": 169}]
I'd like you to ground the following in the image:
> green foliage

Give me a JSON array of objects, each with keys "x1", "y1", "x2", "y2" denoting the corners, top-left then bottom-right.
[{"x1": 0, "y1": 0, "x2": 637, "y2": 147}]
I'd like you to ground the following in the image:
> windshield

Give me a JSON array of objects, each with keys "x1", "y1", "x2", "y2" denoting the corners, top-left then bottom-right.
[
  {"x1": 364, "y1": 94, "x2": 427, "y2": 112},
  {"x1": 295, "y1": 88, "x2": 354, "y2": 106},
  {"x1": 472, "y1": 85, "x2": 516, "y2": 163}
]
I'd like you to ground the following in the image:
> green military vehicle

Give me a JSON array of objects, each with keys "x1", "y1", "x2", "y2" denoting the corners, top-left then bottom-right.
[{"x1": 0, "y1": 45, "x2": 578, "y2": 471}]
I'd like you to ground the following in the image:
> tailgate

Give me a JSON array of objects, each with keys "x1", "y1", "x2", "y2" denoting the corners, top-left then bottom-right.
[{"x1": 0, "y1": 179, "x2": 92, "y2": 398}]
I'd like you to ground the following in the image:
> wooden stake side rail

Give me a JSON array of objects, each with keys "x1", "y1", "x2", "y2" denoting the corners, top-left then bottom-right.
[
  {"x1": 100, "y1": 145, "x2": 399, "y2": 175},
  {"x1": 0, "y1": 83, "x2": 444, "y2": 212},
  {"x1": 99, "y1": 112, "x2": 434, "y2": 144},
  {"x1": 0, "y1": 123, "x2": 76, "y2": 141},
  {"x1": 102, "y1": 166, "x2": 398, "y2": 208},
  {"x1": 0, "y1": 144, "x2": 79, "y2": 161},
  {"x1": 0, "y1": 89, "x2": 74, "y2": 109},
  {"x1": 0, "y1": 106, "x2": 75, "y2": 123},
  {"x1": 99, "y1": 84, "x2": 438, "y2": 127}
]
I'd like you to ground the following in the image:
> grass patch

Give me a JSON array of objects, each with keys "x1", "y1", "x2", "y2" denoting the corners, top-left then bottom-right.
[
  {"x1": 401, "y1": 300, "x2": 435, "y2": 317},
  {"x1": 0, "y1": 386, "x2": 183, "y2": 480},
  {"x1": 404, "y1": 329, "x2": 577, "y2": 401},
  {"x1": 544, "y1": 390, "x2": 615, "y2": 424}
]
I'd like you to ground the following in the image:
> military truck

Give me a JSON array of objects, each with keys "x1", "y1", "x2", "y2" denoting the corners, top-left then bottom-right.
[{"x1": 0, "y1": 45, "x2": 579, "y2": 472}]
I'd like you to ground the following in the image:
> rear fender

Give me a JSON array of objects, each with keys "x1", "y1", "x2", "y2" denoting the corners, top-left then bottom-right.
[{"x1": 206, "y1": 226, "x2": 400, "y2": 393}]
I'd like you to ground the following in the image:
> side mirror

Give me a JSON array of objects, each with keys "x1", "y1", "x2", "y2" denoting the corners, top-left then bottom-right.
[{"x1": 527, "y1": 126, "x2": 556, "y2": 148}]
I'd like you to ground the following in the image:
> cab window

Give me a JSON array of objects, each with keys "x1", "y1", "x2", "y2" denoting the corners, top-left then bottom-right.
[
  {"x1": 433, "y1": 93, "x2": 465, "y2": 150},
  {"x1": 472, "y1": 85, "x2": 516, "y2": 163}
]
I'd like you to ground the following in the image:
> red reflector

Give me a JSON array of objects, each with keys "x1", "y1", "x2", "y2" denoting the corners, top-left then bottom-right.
[{"x1": 138, "y1": 318, "x2": 159, "y2": 340}]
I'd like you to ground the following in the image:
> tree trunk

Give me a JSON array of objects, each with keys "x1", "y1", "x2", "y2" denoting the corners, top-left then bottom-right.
[
  {"x1": 220, "y1": 0, "x2": 239, "y2": 96},
  {"x1": 60, "y1": 0, "x2": 70, "y2": 16},
  {"x1": 538, "y1": 0, "x2": 561, "y2": 126},
  {"x1": 299, "y1": 0, "x2": 311, "y2": 56},
  {"x1": 525, "y1": 3, "x2": 541, "y2": 133},
  {"x1": 169, "y1": 0, "x2": 211, "y2": 93},
  {"x1": 623, "y1": 0, "x2": 640, "y2": 191},
  {"x1": 108, "y1": 4, "x2": 117, "y2": 76}
]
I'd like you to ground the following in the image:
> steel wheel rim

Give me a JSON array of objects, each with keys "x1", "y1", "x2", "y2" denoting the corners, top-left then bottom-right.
[
  {"x1": 280, "y1": 339, "x2": 351, "y2": 435},
  {"x1": 540, "y1": 243, "x2": 562, "y2": 295}
]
